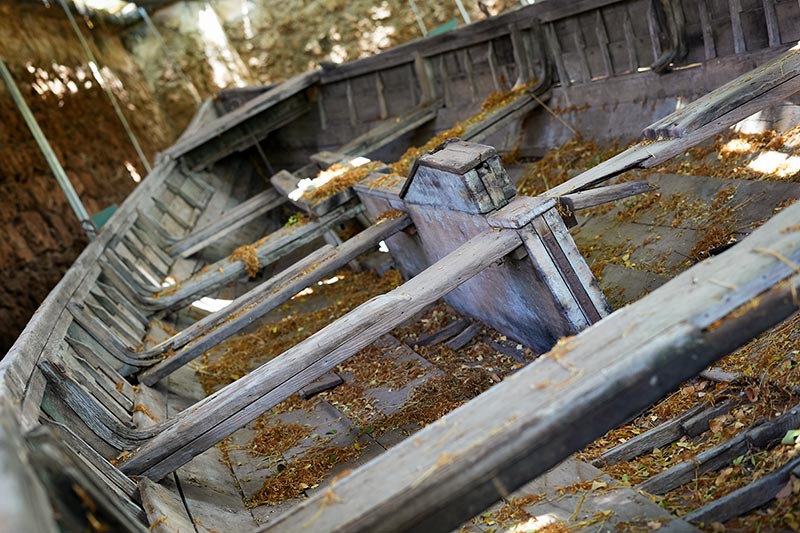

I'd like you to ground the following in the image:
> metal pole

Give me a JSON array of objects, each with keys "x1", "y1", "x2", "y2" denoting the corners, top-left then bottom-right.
[
  {"x1": 409, "y1": 0, "x2": 428, "y2": 36},
  {"x1": 454, "y1": 0, "x2": 471, "y2": 24},
  {"x1": 138, "y1": 7, "x2": 202, "y2": 105},
  {"x1": 58, "y1": 0, "x2": 152, "y2": 173},
  {"x1": 0, "y1": 58, "x2": 98, "y2": 240}
]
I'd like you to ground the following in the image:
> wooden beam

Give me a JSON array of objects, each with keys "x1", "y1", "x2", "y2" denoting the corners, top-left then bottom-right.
[
  {"x1": 120, "y1": 229, "x2": 522, "y2": 480},
  {"x1": 558, "y1": 179, "x2": 655, "y2": 211},
  {"x1": 138, "y1": 214, "x2": 412, "y2": 385},
  {"x1": 259, "y1": 199, "x2": 800, "y2": 533},
  {"x1": 143, "y1": 203, "x2": 364, "y2": 312},
  {"x1": 685, "y1": 456, "x2": 800, "y2": 524},
  {"x1": 166, "y1": 188, "x2": 287, "y2": 258},
  {"x1": 549, "y1": 50, "x2": 800, "y2": 196},
  {"x1": 644, "y1": 46, "x2": 800, "y2": 139},
  {"x1": 166, "y1": 69, "x2": 320, "y2": 161}
]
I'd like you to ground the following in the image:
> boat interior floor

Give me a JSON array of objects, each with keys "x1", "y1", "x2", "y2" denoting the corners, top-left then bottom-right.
[{"x1": 134, "y1": 146, "x2": 798, "y2": 532}]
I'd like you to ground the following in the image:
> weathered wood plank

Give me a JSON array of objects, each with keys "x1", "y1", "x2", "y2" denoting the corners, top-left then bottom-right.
[
  {"x1": 259, "y1": 199, "x2": 800, "y2": 533},
  {"x1": 121, "y1": 229, "x2": 522, "y2": 480},
  {"x1": 142, "y1": 203, "x2": 364, "y2": 312},
  {"x1": 338, "y1": 104, "x2": 438, "y2": 158},
  {"x1": 639, "y1": 402, "x2": 800, "y2": 495},
  {"x1": 729, "y1": 0, "x2": 747, "y2": 54},
  {"x1": 0, "y1": 398, "x2": 59, "y2": 533},
  {"x1": 26, "y1": 425, "x2": 148, "y2": 530},
  {"x1": 644, "y1": 46, "x2": 800, "y2": 139},
  {"x1": 167, "y1": 188, "x2": 287, "y2": 258},
  {"x1": 137, "y1": 477, "x2": 196, "y2": 533},
  {"x1": 558, "y1": 179, "x2": 655, "y2": 211},
  {"x1": 166, "y1": 69, "x2": 319, "y2": 160},
  {"x1": 138, "y1": 214, "x2": 412, "y2": 384},
  {"x1": 685, "y1": 455, "x2": 800, "y2": 524}
]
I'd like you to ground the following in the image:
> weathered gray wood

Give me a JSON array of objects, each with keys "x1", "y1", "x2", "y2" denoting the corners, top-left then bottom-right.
[
  {"x1": 551, "y1": 54, "x2": 800, "y2": 196},
  {"x1": 729, "y1": 0, "x2": 746, "y2": 54},
  {"x1": 639, "y1": 402, "x2": 800, "y2": 495},
  {"x1": 446, "y1": 322, "x2": 481, "y2": 350},
  {"x1": 685, "y1": 455, "x2": 800, "y2": 524},
  {"x1": 622, "y1": 6, "x2": 639, "y2": 71},
  {"x1": 340, "y1": 104, "x2": 438, "y2": 157},
  {"x1": 545, "y1": 22, "x2": 570, "y2": 86},
  {"x1": 121, "y1": 229, "x2": 522, "y2": 480},
  {"x1": 38, "y1": 359, "x2": 163, "y2": 450},
  {"x1": 698, "y1": 0, "x2": 717, "y2": 60},
  {"x1": 413, "y1": 318, "x2": 470, "y2": 347},
  {"x1": 762, "y1": 0, "x2": 781, "y2": 47},
  {"x1": 595, "y1": 10, "x2": 614, "y2": 77},
  {"x1": 168, "y1": 188, "x2": 287, "y2": 258},
  {"x1": 142, "y1": 203, "x2": 364, "y2": 312},
  {"x1": 138, "y1": 477, "x2": 196, "y2": 533},
  {"x1": 509, "y1": 24, "x2": 532, "y2": 86},
  {"x1": 559, "y1": 179, "x2": 656, "y2": 211},
  {"x1": 594, "y1": 404, "x2": 706, "y2": 467},
  {"x1": 644, "y1": 47, "x2": 800, "y2": 139},
  {"x1": 0, "y1": 397, "x2": 59, "y2": 533},
  {"x1": 298, "y1": 372, "x2": 344, "y2": 399},
  {"x1": 259, "y1": 198, "x2": 800, "y2": 533},
  {"x1": 571, "y1": 18, "x2": 592, "y2": 83},
  {"x1": 138, "y1": 214, "x2": 411, "y2": 384},
  {"x1": 26, "y1": 425, "x2": 148, "y2": 530},
  {"x1": 41, "y1": 417, "x2": 139, "y2": 501},
  {"x1": 375, "y1": 71, "x2": 389, "y2": 119},
  {"x1": 166, "y1": 69, "x2": 319, "y2": 161}
]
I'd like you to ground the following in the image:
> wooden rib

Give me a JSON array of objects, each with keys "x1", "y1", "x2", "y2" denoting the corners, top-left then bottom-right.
[
  {"x1": 545, "y1": 22, "x2": 570, "y2": 86},
  {"x1": 729, "y1": 0, "x2": 746, "y2": 54},
  {"x1": 685, "y1": 456, "x2": 800, "y2": 524},
  {"x1": 622, "y1": 6, "x2": 638, "y2": 72},
  {"x1": 698, "y1": 0, "x2": 717, "y2": 60},
  {"x1": 571, "y1": 18, "x2": 592, "y2": 83},
  {"x1": 639, "y1": 402, "x2": 800, "y2": 495},
  {"x1": 644, "y1": 47, "x2": 800, "y2": 139},
  {"x1": 120, "y1": 229, "x2": 522, "y2": 480},
  {"x1": 762, "y1": 0, "x2": 781, "y2": 47},
  {"x1": 375, "y1": 71, "x2": 388, "y2": 119},
  {"x1": 595, "y1": 10, "x2": 614, "y2": 78},
  {"x1": 167, "y1": 188, "x2": 287, "y2": 258},
  {"x1": 558, "y1": 179, "x2": 655, "y2": 211}
]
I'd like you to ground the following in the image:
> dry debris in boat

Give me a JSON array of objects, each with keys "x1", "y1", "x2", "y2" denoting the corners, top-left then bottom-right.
[
  {"x1": 248, "y1": 420, "x2": 310, "y2": 457},
  {"x1": 579, "y1": 312, "x2": 800, "y2": 531},
  {"x1": 196, "y1": 269, "x2": 403, "y2": 392},
  {"x1": 248, "y1": 445, "x2": 361, "y2": 506},
  {"x1": 230, "y1": 243, "x2": 260, "y2": 279}
]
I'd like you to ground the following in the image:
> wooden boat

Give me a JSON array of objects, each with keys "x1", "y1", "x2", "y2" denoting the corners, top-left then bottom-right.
[{"x1": 3, "y1": 1, "x2": 800, "y2": 531}]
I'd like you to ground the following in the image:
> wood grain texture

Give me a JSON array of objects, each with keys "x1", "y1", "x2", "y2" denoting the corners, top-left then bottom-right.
[
  {"x1": 139, "y1": 214, "x2": 411, "y2": 385},
  {"x1": 260, "y1": 199, "x2": 800, "y2": 533},
  {"x1": 120, "y1": 229, "x2": 521, "y2": 480}
]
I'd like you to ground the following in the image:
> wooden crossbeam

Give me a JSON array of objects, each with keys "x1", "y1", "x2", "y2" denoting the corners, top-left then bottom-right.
[
  {"x1": 137, "y1": 213, "x2": 412, "y2": 384},
  {"x1": 260, "y1": 199, "x2": 800, "y2": 533},
  {"x1": 546, "y1": 47, "x2": 800, "y2": 197},
  {"x1": 120, "y1": 229, "x2": 523, "y2": 480},
  {"x1": 137, "y1": 203, "x2": 364, "y2": 313},
  {"x1": 645, "y1": 46, "x2": 800, "y2": 139}
]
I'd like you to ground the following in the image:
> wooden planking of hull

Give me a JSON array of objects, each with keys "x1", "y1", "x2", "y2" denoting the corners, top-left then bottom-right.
[{"x1": 2, "y1": 0, "x2": 800, "y2": 531}]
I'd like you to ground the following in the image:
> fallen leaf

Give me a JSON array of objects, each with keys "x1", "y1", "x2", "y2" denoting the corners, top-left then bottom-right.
[{"x1": 776, "y1": 479, "x2": 794, "y2": 499}]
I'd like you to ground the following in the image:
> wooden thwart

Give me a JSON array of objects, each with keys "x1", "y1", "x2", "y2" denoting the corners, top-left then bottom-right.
[
  {"x1": 120, "y1": 229, "x2": 523, "y2": 480},
  {"x1": 138, "y1": 213, "x2": 412, "y2": 384}
]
